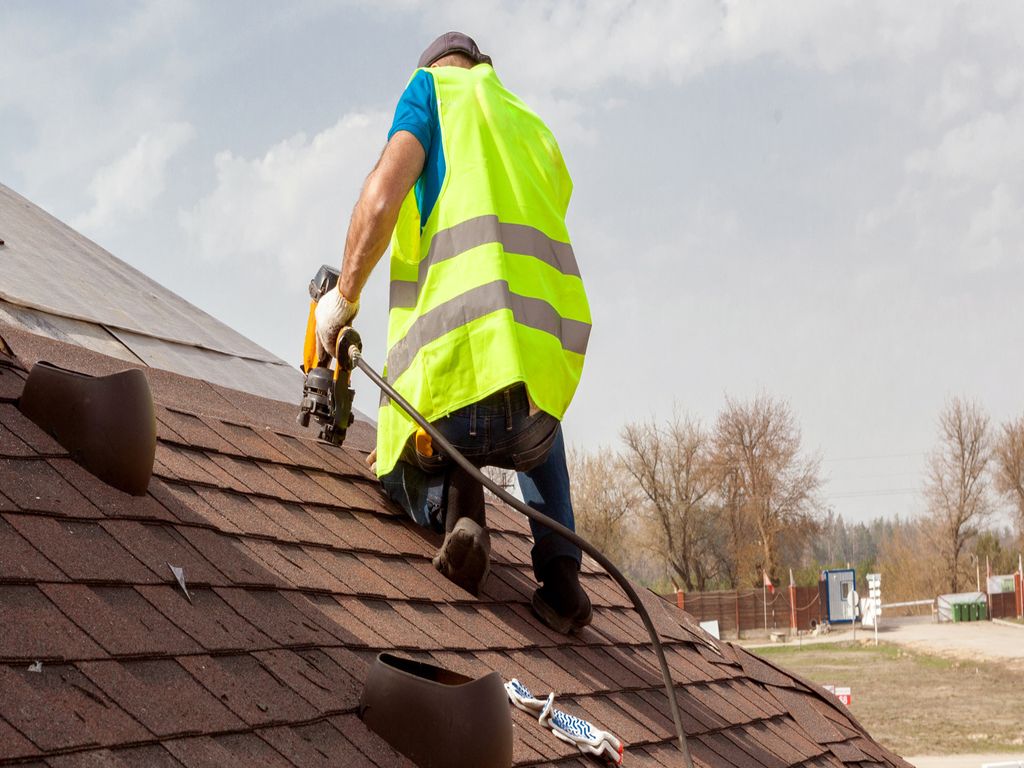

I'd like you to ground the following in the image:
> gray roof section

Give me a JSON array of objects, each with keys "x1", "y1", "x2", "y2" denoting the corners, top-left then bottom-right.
[{"x1": 0, "y1": 182, "x2": 303, "y2": 404}]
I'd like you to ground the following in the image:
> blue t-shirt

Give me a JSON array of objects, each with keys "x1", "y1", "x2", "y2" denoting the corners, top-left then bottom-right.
[{"x1": 388, "y1": 69, "x2": 446, "y2": 230}]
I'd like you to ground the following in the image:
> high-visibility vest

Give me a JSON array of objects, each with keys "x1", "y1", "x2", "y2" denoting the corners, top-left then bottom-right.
[{"x1": 377, "y1": 63, "x2": 591, "y2": 477}]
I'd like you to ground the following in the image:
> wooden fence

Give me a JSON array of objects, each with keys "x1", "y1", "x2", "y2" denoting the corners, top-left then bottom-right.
[{"x1": 667, "y1": 586, "x2": 824, "y2": 637}]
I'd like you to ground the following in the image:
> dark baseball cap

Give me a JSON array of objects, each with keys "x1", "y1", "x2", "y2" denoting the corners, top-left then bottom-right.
[{"x1": 417, "y1": 32, "x2": 492, "y2": 69}]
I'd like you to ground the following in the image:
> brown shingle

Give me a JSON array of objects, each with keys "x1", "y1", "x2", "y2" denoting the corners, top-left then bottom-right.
[
  {"x1": 258, "y1": 721, "x2": 366, "y2": 767},
  {"x1": 0, "y1": 458, "x2": 99, "y2": 517},
  {"x1": 80, "y1": 659, "x2": 244, "y2": 737},
  {"x1": 136, "y1": 585, "x2": 271, "y2": 653},
  {"x1": 8, "y1": 516, "x2": 159, "y2": 584},
  {"x1": 253, "y1": 648, "x2": 363, "y2": 713},
  {"x1": 0, "y1": 515, "x2": 65, "y2": 582},
  {"x1": 178, "y1": 653, "x2": 318, "y2": 726},
  {"x1": 0, "y1": 664, "x2": 148, "y2": 751},
  {"x1": 164, "y1": 733, "x2": 293, "y2": 768},
  {"x1": 42, "y1": 585, "x2": 199, "y2": 657},
  {"x1": 0, "y1": 585, "x2": 104, "y2": 660},
  {"x1": 98, "y1": 521, "x2": 228, "y2": 586},
  {"x1": 214, "y1": 587, "x2": 340, "y2": 647}
]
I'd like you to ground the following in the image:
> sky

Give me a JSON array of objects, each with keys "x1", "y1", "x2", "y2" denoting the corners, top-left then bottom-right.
[{"x1": 2, "y1": 0, "x2": 1022, "y2": 525}]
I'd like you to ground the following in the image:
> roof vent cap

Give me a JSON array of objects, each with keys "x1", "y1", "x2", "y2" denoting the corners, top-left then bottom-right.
[
  {"x1": 19, "y1": 362, "x2": 155, "y2": 495},
  {"x1": 360, "y1": 653, "x2": 512, "y2": 768}
]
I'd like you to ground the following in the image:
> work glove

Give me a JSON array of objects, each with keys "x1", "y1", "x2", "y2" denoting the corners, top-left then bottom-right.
[
  {"x1": 314, "y1": 286, "x2": 359, "y2": 361},
  {"x1": 366, "y1": 448, "x2": 378, "y2": 475}
]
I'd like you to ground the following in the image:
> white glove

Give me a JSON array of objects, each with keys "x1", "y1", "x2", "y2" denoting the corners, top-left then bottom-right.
[{"x1": 314, "y1": 286, "x2": 359, "y2": 360}]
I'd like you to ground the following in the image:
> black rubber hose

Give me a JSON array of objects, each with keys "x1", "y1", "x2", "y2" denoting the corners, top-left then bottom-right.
[{"x1": 351, "y1": 351, "x2": 694, "y2": 767}]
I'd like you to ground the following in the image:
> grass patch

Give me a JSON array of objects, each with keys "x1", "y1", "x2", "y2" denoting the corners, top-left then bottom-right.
[{"x1": 755, "y1": 642, "x2": 1024, "y2": 756}]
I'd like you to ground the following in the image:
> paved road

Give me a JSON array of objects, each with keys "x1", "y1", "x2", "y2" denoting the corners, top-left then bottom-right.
[
  {"x1": 877, "y1": 617, "x2": 1024, "y2": 662},
  {"x1": 906, "y1": 754, "x2": 1024, "y2": 768},
  {"x1": 742, "y1": 617, "x2": 1024, "y2": 663}
]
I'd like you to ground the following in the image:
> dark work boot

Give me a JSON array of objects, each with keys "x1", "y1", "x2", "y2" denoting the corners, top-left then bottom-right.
[
  {"x1": 433, "y1": 517, "x2": 491, "y2": 595},
  {"x1": 531, "y1": 556, "x2": 592, "y2": 634}
]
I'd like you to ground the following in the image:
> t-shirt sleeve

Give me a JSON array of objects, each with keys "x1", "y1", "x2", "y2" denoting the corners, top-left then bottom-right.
[{"x1": 388, "y1": 69, "x2": 436, "y2": 154}]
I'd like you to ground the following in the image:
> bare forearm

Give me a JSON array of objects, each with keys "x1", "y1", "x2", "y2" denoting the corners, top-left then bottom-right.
[
  {"x1": 338, "y1": 131, "x2": 425, "y2": 301},
  {"x1": 338, "y1": 184, "x2": 400, "y2": 300}
]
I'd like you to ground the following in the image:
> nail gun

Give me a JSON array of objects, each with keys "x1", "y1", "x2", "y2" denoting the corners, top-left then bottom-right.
[{"x1": 297, "y1": 265, "x2": 362, "y2": 446}]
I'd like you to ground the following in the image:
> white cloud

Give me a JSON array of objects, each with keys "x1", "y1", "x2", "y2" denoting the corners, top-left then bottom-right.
[
  {"x1": 74, "y1": 122, "x2": 195, "y2": 233},
  {"x1": 179, "y1": 112, "x2": 389, "y2": 275}
]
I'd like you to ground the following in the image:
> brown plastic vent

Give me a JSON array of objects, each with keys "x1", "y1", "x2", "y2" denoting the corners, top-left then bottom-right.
[
  {"x1": 19, "y1": 361, "x2": 156, "y2": 495},
  {"x1": 359, "y1": 653, "x2": 513, "y2": 768}
]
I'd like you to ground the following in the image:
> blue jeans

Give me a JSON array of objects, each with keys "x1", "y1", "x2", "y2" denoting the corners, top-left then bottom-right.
[{"x1": 380, "y1": 383, "x2": 581, "y2": 580}]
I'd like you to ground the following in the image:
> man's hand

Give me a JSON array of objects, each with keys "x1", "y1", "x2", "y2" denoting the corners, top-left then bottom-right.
[{"x1": 314, "y1": 286, "x2": 359, "y2": 360}]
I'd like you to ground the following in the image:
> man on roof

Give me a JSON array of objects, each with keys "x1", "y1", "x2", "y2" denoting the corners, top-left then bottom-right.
[{"x1": 315, "y1": 32, "x2": 592, "y2": 634}]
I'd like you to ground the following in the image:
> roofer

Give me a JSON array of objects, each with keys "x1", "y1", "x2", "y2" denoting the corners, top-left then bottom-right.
[{"x1": 315, "y1": 32, "x2": 592, "y2": 633}]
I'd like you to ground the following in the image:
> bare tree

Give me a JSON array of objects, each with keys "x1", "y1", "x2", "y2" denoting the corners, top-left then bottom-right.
[
  {"x1": 711, "y1": 394, "x2": 821, "y2": 585},
  {"x1": 923, "y1": 397, "x2": 993, "y2": 592},
  {"x1": 993, "y1": 416, "x2": 1024, "y2": 542},
  {"x1": 566, "y1": 447, "x2": 637, "y2": 568},
  {"x1": 620, "y1": 414, "x2": 718, "y2": 590}
]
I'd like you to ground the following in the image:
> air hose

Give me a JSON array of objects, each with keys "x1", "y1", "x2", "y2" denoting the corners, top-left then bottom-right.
[{"x1": 348, "y1": 347, "x2": 694, "y2": 767}]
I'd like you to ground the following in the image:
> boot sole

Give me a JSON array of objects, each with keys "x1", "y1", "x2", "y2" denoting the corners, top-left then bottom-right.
[
  {"x1": 433, "y1": 518, "x2": 491, "y2": 595},
  {"x1": 531, "y1": 589, "x2": 593, "y2": 635}
]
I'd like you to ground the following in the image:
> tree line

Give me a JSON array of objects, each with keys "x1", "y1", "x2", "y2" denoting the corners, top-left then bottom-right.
[{"x1": 568, "y1": 394, "x2": 1024, "y2": 598}]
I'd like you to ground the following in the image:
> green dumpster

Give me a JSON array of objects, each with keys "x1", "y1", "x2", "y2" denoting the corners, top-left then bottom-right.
[
  {"x1": 951, "y1": 604, "x2": 960, "y2": 622},
  {"x1": 971, "y1": 603, "x2": 980, "y2": 621},
  {"x1": 979, "y1": 603, "x2": 988, "y2": 621}
]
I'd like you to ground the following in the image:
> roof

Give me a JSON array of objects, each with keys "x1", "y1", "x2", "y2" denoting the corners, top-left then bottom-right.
[
  {"x1": 0, "y1": 191, "x2": 912, "y2": 768},
  {"x1": 0, "y1": 183, "x2": 301, "y2": 403}
]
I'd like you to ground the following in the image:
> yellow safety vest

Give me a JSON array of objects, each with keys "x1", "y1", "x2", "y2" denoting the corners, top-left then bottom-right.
[{"x1": 377, "y1": 63, "x2": 590, "y2": 476}]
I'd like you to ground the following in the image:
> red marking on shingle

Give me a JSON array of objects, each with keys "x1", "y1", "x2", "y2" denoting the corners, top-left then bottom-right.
[
  {"x1": 0, "y1": 515, "x2": 64, "y2": 582},
  {"x1": 178, "y1": 528, "x2": 284, "y2": 588},
  {"x1": 178, "y1": 653, "x2": 318, "y2": 726},
  {"x1": 0, "y1": 458, "x2": 100, "y2": 516},
  {"x1": 0, "y1": 402, "x2": 66, "y2": 454},
  {"x1": 80, "y1": 658, "x2": 244, "y2": 737},
  {"x1": 54, "y1": 460, "x2": 176, "y2": 522},
  {"x1": 136, "y1": 585, "x2": 271, "y2": 653},
  {"x1": 241, "y1": 539, "x2": 342, "y2": 592},
  {"x1": 98, "y1": 521, "x2": 228, "y2": 586},
  {"x1": 258, "y1": 720, "x2": 366, "y2": 767},
  {"x1": 8, "y1": 516, "x2": 159, "y2": 584},
  {"x1": 0, "y1": 663, "x2": 148, "y2": 751},
  {"x1": 41, "y1": 585, "x2": 199, "y2": 657},
  {"x1": 193, "y1": 487, "x2": 294, "y2": 540},
  {"x1": 253, "y1": 648, "x2": 362, "y2": 713}
]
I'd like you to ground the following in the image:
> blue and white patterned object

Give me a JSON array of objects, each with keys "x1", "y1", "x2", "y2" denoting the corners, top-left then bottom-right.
[
  {"x1": 505, "y1": 678, "x2": 624, "y2": 764},
  {"x1": 550, "y1": 709, "x2": 597, "y2": 741}
]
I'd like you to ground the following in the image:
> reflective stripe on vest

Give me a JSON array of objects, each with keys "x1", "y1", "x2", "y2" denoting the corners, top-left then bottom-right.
[{"x1": 389, "y1": 215, "x2": 581, "y2": 309}]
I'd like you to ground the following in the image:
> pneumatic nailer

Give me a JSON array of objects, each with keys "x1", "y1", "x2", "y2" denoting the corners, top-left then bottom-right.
[{"x1": 297, "y1": 265, "x2": 362, "y2": 446}]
